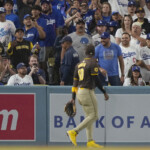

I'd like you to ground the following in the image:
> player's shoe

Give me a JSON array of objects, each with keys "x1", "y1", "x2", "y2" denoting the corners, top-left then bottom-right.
[
  {"x1": 87, "y1": 140, "x2": 104, "y2": 148},
  {"x1": 67, "y1": 130, "x2": 77, "y2": 146}
]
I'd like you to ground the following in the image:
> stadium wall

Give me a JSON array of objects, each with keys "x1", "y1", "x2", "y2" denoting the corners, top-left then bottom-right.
[{"x1": 0, "y1": 86, "x2": 150, "y2": 145}]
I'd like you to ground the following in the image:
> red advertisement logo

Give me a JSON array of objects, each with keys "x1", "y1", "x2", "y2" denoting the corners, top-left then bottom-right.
[{"x1": 0, "y1": 94, "x2": 35, "y2": 140}]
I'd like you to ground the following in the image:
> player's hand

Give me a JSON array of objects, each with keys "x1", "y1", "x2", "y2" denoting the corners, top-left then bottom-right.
[
  {"x1": 99, "y1": 67, "x2": 107, "y2": 76},
  {"x1": 104, "y1": 93, "x2": 109, "y2": 101},
  {"x1": 60, "y1": 81, "x2": 65, "y2": 86}
]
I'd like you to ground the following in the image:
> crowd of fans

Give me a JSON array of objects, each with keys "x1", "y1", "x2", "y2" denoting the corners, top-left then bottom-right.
[{"x1": 0, "y1": 0, "x2": 150, "y2": 86}]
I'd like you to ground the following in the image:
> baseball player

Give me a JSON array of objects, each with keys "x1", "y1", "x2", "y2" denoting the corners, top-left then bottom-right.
[
  {"x1": 67, "y1": 44, "x2": 109, "y2": 148},
  {"x1": 7, "y1": 62, "x2": 33, "y2": 86}
]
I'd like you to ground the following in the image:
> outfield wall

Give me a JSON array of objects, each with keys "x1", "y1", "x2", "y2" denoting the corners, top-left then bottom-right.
[{"x1": 0, "y1": 86, "x2": 150, "y2": 145}]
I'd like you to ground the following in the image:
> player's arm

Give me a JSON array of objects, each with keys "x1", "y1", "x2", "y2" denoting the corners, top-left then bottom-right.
[
  {"x1": 95, "y1": 76, "x2": 109, "y2": 100},
  {"x1": 71, "y1": 65, "x2": 79, "y2": 101}
]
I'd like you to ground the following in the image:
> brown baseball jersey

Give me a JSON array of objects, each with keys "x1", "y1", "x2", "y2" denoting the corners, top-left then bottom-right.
[{"x1": 73, "y1": 57, "x2": 99, "y2": 89}]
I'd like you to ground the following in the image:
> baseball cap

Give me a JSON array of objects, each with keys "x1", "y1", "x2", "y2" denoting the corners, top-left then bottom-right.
[
  {"x1": 97, "y1": 20, "x2": 107, "y2": 26},
  {"x1": 145, "y1": 0, "x2": 150, "y2": 3},
  {"x1": 146, "y1": 33, "x2": 150, "y2": 39},
  {"x1": 16, "y1": 63, "x2": 26, "y2": 69},
  {"x1": 76, "y1": 18, "x2": 85, "y2": 24},
  {"x1": 41, "y1": 0, "x2": 51, "y2": 5},
  {"x1": 132, "y1": 66, "x2": 140, "y2": 72},
  {"x1": 112, "y1": 11, "x2": 119, "y2": 15},
  {"x1": 108, "y1": 21, "x2": 118, "y2": 27},
  {"x1": 100, "y1": 32, "x2": 110, "y2": 39},
  {"x1": 15, "y1": 28, "x2": 24, "y2": 34},
  {"x1": 135, "y1": 7, "x2": 145, "y2": 13},
  {"x1": 23, "y1": 14, "x2": 32, "y2": 20},
  {"x1": 0, "y1": 7, "x2": 6, "y2": 14},
  {"x1": 128, "y1": 0, "x2": 136, "y2": 7},
  {"x1": 60, "y1": 36, "x2": 72, "y2": 43}
]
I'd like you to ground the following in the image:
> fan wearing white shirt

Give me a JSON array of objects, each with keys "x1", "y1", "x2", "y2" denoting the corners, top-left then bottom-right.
[
  {"x1": 0, "y1": 7, "x2": 16, "y2": 50},
  {"x1": 138, "y1": 33, "x2": 150, "y2": 84},
  {"x1": 119, "y1": 32, "x2": 142, "y2": 78},
  {"x1": 7, "y1": 62, "x2": 33, "y2": 86}
]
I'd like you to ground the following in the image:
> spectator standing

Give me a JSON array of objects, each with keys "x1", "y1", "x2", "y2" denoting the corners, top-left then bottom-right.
[
  {"x1": 123, "y1": 64, "x2": 146, "y2": 86},
  {"x1": 27, "y1": 54, "x2": 46, "y2": 84},
  {"x1": 79, "y1": 0, "x2": 95, "y2": 33},
  {"x1": 95, "y1": 32, "x2": 124, "y2": 86},
  {"x1": 134, "y1": 7, "x2": 150, "y2": 34},
  {"x1": 138, "y1": 33, "x2": 150, "y2": 84},
  {"x1": 130, "y1": 22, "x2": 146, "y2": 47},
  {"x1": 120, "y1": 32, "x2": 142, "y2": 78},
  {"x1": 101, "y1": 2, "x2": 111, "y2": 23},
  {"x1": 4, "y1": 0, "x2": 20, "y2": 28},
  {"x1": 60, "y1": 36, "x2": 79, "y2": 86},
  {"x1": 0, "y1": 7, "x2": 16, "y2": 51},
  {"x1": 40, "y1": 0, "x2": 64, "y2": 46},
  {"x1": 68, "y1": 19, "x2": 94, "y2": 61},
  {"x1": 7, "y1": 28, "x2": 38, "y2": 68},
  {"x1": 127, "y1": 0, "x2": 137, "y2": 21},
  {"x1": 107, "y1": 21, "x2": 118, "y2": 36},
  {"x1": 23, "y1": 14, "x2": 45, "y2": 45},
  {"x1": 7, "y1": 62, "x2": 33, "y2": 86},
  {"x1": 92, "y1": 20, "x2": 115, "y2": 46},
  {"x1": 115, "y1": 15, "x2": 133, "y2": 45},
  {"x1": 0, "y1": 53, "x2": 16, "y2": 85}
]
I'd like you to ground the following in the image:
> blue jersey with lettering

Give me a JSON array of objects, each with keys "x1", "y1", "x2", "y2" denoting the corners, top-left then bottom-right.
[
  {"x1": 41, "y1": 8, "x2": 64, "y2": 46},
  {"x1": 23, "y1": 27, "x2": 39, "y2": 45},
  {"x1": 6, "y1": 13, "x2": 20, "y2": 28},
  {"x1": 82, "y1": 10, "x2": 95, "y2": 34},
  {"x1": 95, "y1": 43, "x2": 122, "y2": 76}
]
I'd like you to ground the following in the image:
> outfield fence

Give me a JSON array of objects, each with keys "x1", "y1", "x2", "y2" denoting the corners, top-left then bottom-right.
[{"x1": 0, "y1": 86, "x2": 150, "y2": 145}]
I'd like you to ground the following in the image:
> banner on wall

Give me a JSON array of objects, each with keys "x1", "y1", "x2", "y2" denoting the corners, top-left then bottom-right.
[
  {"x1": 0, "y1": 94, "x2": 36, "y2": 141},
  {"x1": 49, "y1": 93, "x2": 150, "y2": 143}
]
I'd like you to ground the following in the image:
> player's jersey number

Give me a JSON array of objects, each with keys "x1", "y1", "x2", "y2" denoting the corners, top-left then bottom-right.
[{"x1": 78, "y1": 68, "x2": 84, "y2": 81}]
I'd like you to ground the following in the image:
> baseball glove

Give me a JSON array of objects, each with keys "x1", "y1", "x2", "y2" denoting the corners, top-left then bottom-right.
[{"x1": 64, "y1": 100, "x2": 76, "y2": 117}]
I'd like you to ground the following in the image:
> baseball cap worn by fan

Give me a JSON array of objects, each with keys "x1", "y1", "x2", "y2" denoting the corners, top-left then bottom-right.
[
  {"x1": 23, "y1": 14, "x2": 32, "y2": 20},
  {"x1": 128, "y1": 0, "x2": 136, "y2": 7},
  {"x1": 15, "y1": 28, "x2": 24, "y2": 34},
  {"x1": 97, "y1": 20, "x2": 107, "y2": 26},
  {"x1": 0, "y1": 7, "x2": 6, "y2": 14},
  {"x1": 101, "y1": 32, "x2": 110, "y2": 39},
  {"x1": 41, "y1": 0, "x2": 51, "y2": 5},
  {"x1": 16, "y1": 63, "x2": 26, "y2": 69},
  {"x1": 135, "y1": 7, "x2": 145, "y2": 13},
  {"x1": 112, "y1": 11, "x2": 119, "y2": 15},
  {"x1": 132, "y1": 66, "x2": 140, "y2": 72},
  {"x1": 60, "y1": 36, "x2": 72, "y2": 43}
]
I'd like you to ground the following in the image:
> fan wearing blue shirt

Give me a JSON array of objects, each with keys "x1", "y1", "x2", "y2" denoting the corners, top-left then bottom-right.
[
  {"x1": 4, "y1": 0, "x2": 20, "y2": 28},
  {"x1": 40, "y1": 0, "x2": 65, "y2": 47},
  {"x1": 95, "y1": 32, "x2": 124, "y2": 86},
  {"x1": 23, "y1": 14, "x2": 46, "y2": 45}
]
